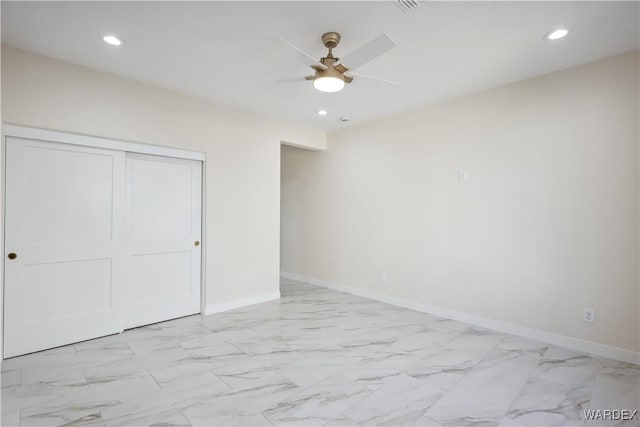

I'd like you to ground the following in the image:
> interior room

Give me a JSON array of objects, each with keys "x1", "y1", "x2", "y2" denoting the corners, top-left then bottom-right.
[{"x1": 1, "y1": 1, "x2": 638, "y2": 426}]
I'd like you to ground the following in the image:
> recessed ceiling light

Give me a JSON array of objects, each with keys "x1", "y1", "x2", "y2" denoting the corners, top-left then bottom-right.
[
  {"x1": 102, "y1": 35, "x2": 124, "y2": 46},
  {"x1": 545, "y1": 29, "x2": 569, "y2": 41},
  {"x1": 317, "y1": 110, "x2": 328, "y2": 116}
]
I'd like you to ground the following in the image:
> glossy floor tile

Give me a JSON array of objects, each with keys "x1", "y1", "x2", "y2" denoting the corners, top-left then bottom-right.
[{"x1": 1, "y1": 280, "x2": 638, "y2": 426}]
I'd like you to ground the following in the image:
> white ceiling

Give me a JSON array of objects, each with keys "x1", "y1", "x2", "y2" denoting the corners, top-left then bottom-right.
[{"x1": 2, "y1": 1, "x2": 639, "y2": 132}]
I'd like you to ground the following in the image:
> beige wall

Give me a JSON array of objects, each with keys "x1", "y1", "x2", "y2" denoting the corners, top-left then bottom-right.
[
  {"x1": 281, "y1": 51, "x2": 639, "y2": 353},
  {"x1": 1, "y1": 46, "x2": 325, "y2": 308}
]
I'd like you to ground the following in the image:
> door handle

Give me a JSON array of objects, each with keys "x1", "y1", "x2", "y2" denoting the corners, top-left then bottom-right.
[
  {"x1": 194, "y1": 241, "x2": 200, "y2": 247},
  {"x1": 7, "y1": 252, "x2": 17, "y2": 260}
]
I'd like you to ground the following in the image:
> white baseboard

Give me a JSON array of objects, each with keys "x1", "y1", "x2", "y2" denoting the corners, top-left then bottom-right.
[
  {"x1": 204, "y1": 291, "x2": 280, "y2": 315},
  {"x1": 281, "y1": 272, "x2": 639, "y2": 365}
]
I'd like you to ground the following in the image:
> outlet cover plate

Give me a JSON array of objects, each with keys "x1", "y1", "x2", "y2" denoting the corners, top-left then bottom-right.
[{"x1": 583, "y1": 308, "x2": 595, "y2": 323}]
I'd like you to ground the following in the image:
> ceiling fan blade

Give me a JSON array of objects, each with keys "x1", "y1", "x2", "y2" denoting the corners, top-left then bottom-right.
[
  {"x1": 276, "y1": 77, "x2": 308, "y2": 84},
  {"x1": 273, "y1": 36, "x2": 327, "y2": 70},
  {"x1": 348, "y1": 72, "x2": 403, "y2": 86},
  {"x1": 335, "y1": 33, "x2": 396, "y2": 71}
]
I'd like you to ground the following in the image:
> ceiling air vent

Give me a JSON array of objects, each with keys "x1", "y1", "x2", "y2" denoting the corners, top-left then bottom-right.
[{"x1": 395, "y1": 0, "x2": 422, "y2": 13}]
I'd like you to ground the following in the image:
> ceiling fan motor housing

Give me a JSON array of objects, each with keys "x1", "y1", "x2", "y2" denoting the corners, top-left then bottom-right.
[{"x1": 315, "y1": 59, "x2": 344, "y2": 80}]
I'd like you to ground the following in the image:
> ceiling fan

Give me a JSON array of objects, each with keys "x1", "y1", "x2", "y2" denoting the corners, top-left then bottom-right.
[{"x1": 276, "y1": 32, "x2": 401, "y2": 93}]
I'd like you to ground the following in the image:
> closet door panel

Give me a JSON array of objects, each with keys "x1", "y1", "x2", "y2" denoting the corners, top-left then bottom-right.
[
  {"x1": 4, "y1": 138, "x2": 125, "y2": 358},
  {"x1": 124, "y1": 153, "x2": 202, "y2": 328}
]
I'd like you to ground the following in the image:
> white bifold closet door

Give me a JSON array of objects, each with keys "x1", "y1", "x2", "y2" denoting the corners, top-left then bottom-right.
[{"x1": 4, "y1": 137, "x2": 202, "y2": 358}]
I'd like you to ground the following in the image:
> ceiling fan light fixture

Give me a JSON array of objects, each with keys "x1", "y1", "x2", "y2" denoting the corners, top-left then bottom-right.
[{"x1": 313, "y1": 76, "x2": 345, "y2": 93}]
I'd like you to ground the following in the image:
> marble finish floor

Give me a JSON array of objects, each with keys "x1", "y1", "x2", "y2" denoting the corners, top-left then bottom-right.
[{"x1": 1, "y1": 280, "x2": 638, "y2": 427}]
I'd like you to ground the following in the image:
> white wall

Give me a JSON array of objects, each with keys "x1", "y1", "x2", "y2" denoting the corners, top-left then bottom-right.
[
  {"x1": 281, "y1": 51, "x2": 639, "y2": 355},
  {"x1": 1, "y1": 46, "x2": 325, "y2": 310}
]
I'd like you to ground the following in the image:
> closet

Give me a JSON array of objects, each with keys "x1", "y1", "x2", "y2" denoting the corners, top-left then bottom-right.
[{"x1": 3, "y1": 126, "x2": 203, "y2": 358}]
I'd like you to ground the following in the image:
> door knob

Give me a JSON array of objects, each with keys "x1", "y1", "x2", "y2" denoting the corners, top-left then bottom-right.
[
  {"x1": 194, "y1": 241, "x2": 200, "y2": 247},
  {"x1": 7, "y1": 252, "x2": 17, "y2": 260}
]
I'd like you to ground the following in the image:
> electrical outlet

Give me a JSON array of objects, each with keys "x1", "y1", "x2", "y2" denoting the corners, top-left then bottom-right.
[
  {"x1": 583, "y1": 308, "x2": 595, "y2": 323},
  {"x1": 379, "y1": 273, "x2": 386, "y2": 285},
  {"x1": 458, "y1": 170, "x2": 468, "y2": 182}
]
